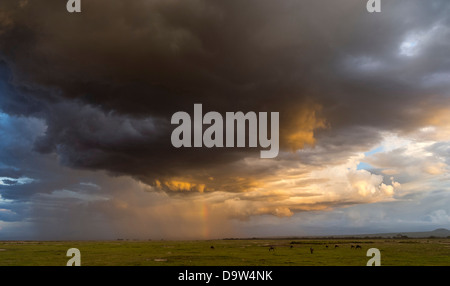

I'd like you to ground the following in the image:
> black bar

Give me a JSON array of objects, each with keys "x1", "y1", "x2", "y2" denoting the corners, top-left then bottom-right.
[{"x1": 0, "y1": 266, "x2": 447, "y2": 285}]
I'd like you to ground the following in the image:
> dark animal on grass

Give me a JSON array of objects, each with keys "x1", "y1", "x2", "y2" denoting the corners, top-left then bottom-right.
[
  {"x1": 356, "y1": 245, "x2": 362, "y2": 249},
  {"x1": 325, "y1": 245, "x2": 328, "y2": 249},
  {"x1": 210, "y1": 246, "x2": 215, "y2": 249},
  {"x1": 335, "y1": 245, "x2": 339, "y2": 248},
  {"x1": 290, "y1": 245, "x2": 293, "y2": 249},
  {"x1": 351, "y1": 245, "x2": 354, "y2": 249},
  {"x1": 269, "y1": 246, "x2": 275, "y2": 251},
  {"x1": 310, "y1": 248, "x2": 314, "y2": 254}
]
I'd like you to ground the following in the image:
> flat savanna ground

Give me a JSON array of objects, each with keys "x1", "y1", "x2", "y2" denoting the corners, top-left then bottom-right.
[{"x1": 0, "y1": 238, "x2": 449, "y2": 266}]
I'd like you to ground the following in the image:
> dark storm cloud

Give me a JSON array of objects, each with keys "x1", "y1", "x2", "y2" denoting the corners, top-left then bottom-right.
[{"x1": 0, "y1": 0, "x2": 449, "y2": 191}]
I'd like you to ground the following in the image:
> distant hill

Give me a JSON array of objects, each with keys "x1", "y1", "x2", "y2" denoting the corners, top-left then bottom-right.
[
  {"x1": 224, "y1": 228, "x2": 450, "y2": 240},
  {"x1": 328, "y1": 228, "x2": 450, "y2": 239}
]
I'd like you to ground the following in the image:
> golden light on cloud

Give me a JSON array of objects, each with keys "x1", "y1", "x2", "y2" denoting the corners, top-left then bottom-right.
[
  {"x1": 408, "y1": 99, "x2": 450, "y2": 141},
  {"x1": 282, "y1": 103, "x2": 327, "y2": 152},
  {"x1": 157, "y1": 179, "x2": 206, "y2": 193},
  {"x1": 423, "y1": 162, "x2": 447, "y2": 175},
  {"x1": 425, "y1": 106, "x2": 450, "y2": 127}
]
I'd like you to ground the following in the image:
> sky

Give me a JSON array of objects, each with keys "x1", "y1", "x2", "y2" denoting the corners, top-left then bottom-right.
[{"x1": 0, "y1": 0, "x2": 449, "y2": 240}]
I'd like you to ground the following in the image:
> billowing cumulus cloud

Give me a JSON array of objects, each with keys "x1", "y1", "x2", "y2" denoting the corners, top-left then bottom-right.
[{"x1": 0, "y1": 0, "x2": 449, "y2": 239}]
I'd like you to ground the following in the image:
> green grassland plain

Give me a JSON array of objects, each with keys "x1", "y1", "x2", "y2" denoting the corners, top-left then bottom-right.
[{"x1": 0, "y1": 238, "x2": 449, "y2": 266}]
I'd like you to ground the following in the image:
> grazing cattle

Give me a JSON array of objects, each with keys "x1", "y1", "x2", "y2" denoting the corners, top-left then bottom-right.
[
  {"x1": 269, "y1": 246, "x2": 275, "y2": 251},
  {"x1": 290, "y1": 245, "x2": 293, "y2": 249},
  {"x1": 334, "y1": 245, "x2": 339, "y2": 248},
  {"x1": 325, "y1": 245, "x2": 328, "y2": 249},
  {"x1": 355, "y1": 245, "x2": 362, "y2": 249},
  {"x1": 351, "y1": 245, "x2": 355, "y2": 249},
  {"x1": 210, "y1": 246, "x2": 215, "y2": 249},
  {"x1": 310, "y1": 248, "x2": 314, "y2": 254}
]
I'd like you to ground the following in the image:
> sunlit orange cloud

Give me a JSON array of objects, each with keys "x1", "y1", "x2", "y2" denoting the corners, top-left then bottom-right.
[
  {"x1": 281, "y1": 103, "x2": 328, "y2": 152},
  {"x1": 425, "y1": 107, "x2": 450, "y2": 126},
  {"x1": 402, "y1": 97, "x2": 450, "y2": 141},
  {"x1": 149, "y1": 151, "x2": 400, "y2": 222},
  {"x1": 423, "y1": 162, "x2": 447, "y2": 175},
  {"x1": 157, "y1": 179, "x2": 206, "y2": 193},
  {"x1": 422, "y1": 106, "x2": 450, "y2": 140}
]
